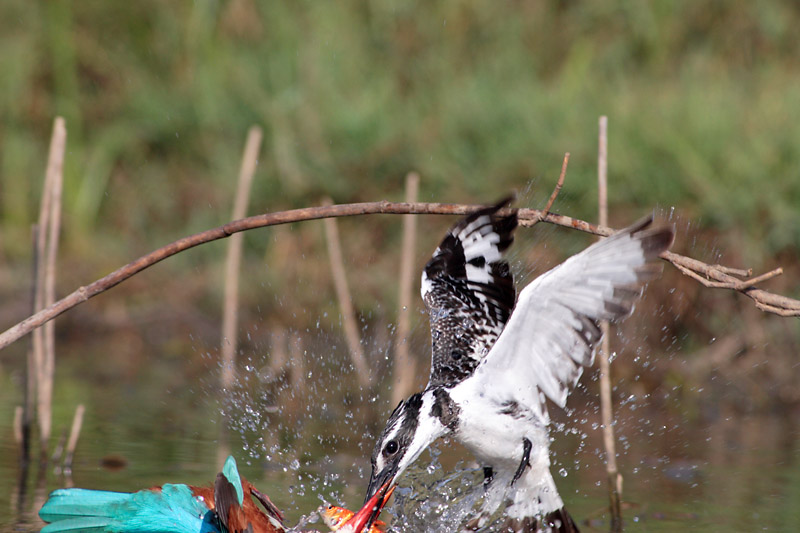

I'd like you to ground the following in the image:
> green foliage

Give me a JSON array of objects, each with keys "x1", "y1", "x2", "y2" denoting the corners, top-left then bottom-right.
[
  {"x1": 1, "y1": 0, "x2": 798, "y2": 353},
  {"x1": 2, "y1": 1, "x2": 799, "y2": 245}
]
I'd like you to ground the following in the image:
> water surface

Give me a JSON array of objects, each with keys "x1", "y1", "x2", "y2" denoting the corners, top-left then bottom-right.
[{"x1": 2, "y1": 343, "x2": 799, "y2": 532}]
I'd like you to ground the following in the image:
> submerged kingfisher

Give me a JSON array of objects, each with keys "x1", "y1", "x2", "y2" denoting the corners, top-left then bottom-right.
[
  {"x1": 39, "y1": 455, "x2": 392, "y2": 533},
  {"x1": 343, "y1": 199, "x2": 674, "y2": 532},
  {"x1": 39, "y1": 455, "x2": 286, "y2": 533}
]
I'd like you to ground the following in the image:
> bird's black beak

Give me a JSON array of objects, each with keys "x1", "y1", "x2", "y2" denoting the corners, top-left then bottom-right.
[
  {"x1": 364, "y1": 463, "x2": 399, "y2": 506},
  {"x1": 346, "y1": 480, "x2": 395, "y2": 532}
]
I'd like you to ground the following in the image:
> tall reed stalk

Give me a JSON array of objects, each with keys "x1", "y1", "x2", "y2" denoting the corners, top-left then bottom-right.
[
  {"x1": 391, "y1": 172, "x2": 420, "y2": 405},
  {"x1": 218, "y1": 126, "x2": 262, "y2": 466},
  {"x1": 598, "y1": 116, "x2": 623, "y2": 532}
]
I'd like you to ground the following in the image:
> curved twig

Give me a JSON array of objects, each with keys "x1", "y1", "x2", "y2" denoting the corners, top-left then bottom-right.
[
  {"x1": 663, "y1": 252, "x2": 799, "y2": 316},
  {"x1": 542, "y1": 152, "x2": 570, "y2": 217},
  {"x1": 0, "y1": 201, "x2": 797, "y2": 352}
]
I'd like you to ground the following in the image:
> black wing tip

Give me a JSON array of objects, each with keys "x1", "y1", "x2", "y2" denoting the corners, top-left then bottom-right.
[
  {"x1": 643, "y1": 225, "x2": 675, "y2": 256},
  {"x1": 489, "y1": 194, "x2": 518, "y2": 229},
  {"x1": 458, "y1": 194, "x2": 518, "y2": 229},
  {"x1": 625, "y1": 213, "x2": 655, "y2": 233},
  {"x1": 472, "y1": 194, "x2": 519, "y2": 238},
  {"x1": 425, "y1": 194, "x2": 519, "y2": 281},
  {"x1": 250, "y1": 486, "x2": 285, "y2": 523},
  {"x1": 622, "y1": 213, "x2": 675, "y2": 258},
  {"x1": 214, "y1": 472, "x2": 237, "y2": 530},
  {"x1": 490, "y1": 193, "x2": 516, "y2": 210},
  {"x1": 633, "y1": 224, "x2": 675, "y2": 260}
]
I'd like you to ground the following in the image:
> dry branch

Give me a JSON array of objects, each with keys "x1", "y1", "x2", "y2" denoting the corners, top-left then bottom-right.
[
  {"x1": 1, "y1": 201, "x2": 798, "y2": 353},
  {"x1": 542, "y1": 153, "x2": 570, "y2": 216},
  {"x1": 663, "y1": 252, "x2": 800, "y2": 316}
]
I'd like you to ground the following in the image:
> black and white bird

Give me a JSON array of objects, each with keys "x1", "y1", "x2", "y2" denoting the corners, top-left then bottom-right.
[{"x1": 349, "y1": 199, "x2": 674, "y2": 533}]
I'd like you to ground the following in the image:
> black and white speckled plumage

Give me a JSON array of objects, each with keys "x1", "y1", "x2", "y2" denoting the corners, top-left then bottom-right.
[
  {"x1": 422, "y1": 198, "x2": 518, "y2": 387},
  {"x1": 361, "y1": 203, "x2": 675, "y2": 533}
]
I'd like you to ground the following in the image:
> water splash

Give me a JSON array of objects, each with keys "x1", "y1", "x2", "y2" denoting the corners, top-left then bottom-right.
[{"x1": 389, "y1": 466, "x2": 486, "y2": 533}]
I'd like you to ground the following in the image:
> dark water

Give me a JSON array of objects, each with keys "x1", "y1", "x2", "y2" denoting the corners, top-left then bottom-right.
[{"x1": 2, "y1": 347, "x2": 800, "y2": 533}]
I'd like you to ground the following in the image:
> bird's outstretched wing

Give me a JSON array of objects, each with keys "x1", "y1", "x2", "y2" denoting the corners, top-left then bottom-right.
[
  {"x1": 422, "y1": 198, "x2": 518, "y2": 387},
  {"x1": 214, "y1": 457, "x2": 244, "y2": 532},
  {"x1": 469, "y1": 216, "x2": 674, "y2": 418}
]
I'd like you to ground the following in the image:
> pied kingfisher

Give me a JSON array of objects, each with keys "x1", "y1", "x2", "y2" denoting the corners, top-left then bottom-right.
[{"x1": 348, "y1": 198, "x2": 674, "y2": 532}]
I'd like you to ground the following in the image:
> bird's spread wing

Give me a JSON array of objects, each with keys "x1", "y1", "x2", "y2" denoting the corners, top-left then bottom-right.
[
  {"x1": 422, "y1": 198, "x2": 518, "y2": 387},
  {"x1": 214, "y1": 456, "x2": 245, "y2": 531},
  {"x1": 214, "y1": 471, "x2": 240, "y2": 531},
  {"x1": 249, "y1": 486, "x2": 284, "y2": 524},
  {"x1": 471, "y1": 216, "x2": 674, "y2": 418}
]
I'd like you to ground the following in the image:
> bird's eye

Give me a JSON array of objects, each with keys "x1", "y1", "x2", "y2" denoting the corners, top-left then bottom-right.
[{"x1": 384, "y1": 440, "x2": 399, "y2": 455}]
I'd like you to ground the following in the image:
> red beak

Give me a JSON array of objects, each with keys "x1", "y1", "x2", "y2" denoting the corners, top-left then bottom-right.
[{"x1": 343, "y1": 482, "x2": 395, "y2": 532}]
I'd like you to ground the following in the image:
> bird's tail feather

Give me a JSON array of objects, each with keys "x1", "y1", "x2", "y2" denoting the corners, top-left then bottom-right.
[
  {"x1": 498, "y1": 506, "x2": 580, "y2": 533},
  {"x1": 39, "y1": 489, "x2": 134, "y2": 532},
  {"x1": 39, "y1": 485, "x2": 210, "y2": 533},
  {"x1": 464, "y1": 465, "x2": 579, "y2": 533}
]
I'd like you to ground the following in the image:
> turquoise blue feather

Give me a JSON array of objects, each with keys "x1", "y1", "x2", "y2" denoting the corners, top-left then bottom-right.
[
  {"x1": 39, "y1": 483, "x2": 218, "y2": 533},
  {"x1": 220, "y1": 456, "x2": 243, "y2": 506}
]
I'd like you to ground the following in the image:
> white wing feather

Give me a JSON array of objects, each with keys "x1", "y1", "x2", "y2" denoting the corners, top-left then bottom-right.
[{"x1": 469, "y1": 218, "x2": 673, "y2": 419}]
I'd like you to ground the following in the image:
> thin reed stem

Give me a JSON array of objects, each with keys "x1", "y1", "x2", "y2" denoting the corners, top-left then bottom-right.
[
  {"x1": 36, "y1": 117, "x2": 66, "y2": 462},
  {"x1": 322, "y1": 198, "x2": 371, "y2": 388},
  {"x1": 63, "y1": 404, "x2": 85, "y2": 477},
  {"x1": 598, "y1": 116, "x2": 623, "y2": 532},
  {"x1": 221, "y1": 126, "x2": 262, "y2": 390},
  {"x1": 391, "y1": 172, "x2": 420, "y2": 405},
  {"x1": 217, "y1": 126, "x2": 262, "y2": 467}
]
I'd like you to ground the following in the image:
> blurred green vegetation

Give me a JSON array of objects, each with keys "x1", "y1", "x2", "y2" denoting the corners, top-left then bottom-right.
[
  {"x1": 3, "y1": 1, "x2": 800, "y2": 248},
  {"x1": 1, "y1": 1, "x2": 799, "y2": 410}
]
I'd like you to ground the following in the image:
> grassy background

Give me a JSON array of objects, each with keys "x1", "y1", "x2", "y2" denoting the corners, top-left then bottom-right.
[{"x1": 1, "y1": 1, "x2": 800, "y2": 414}]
